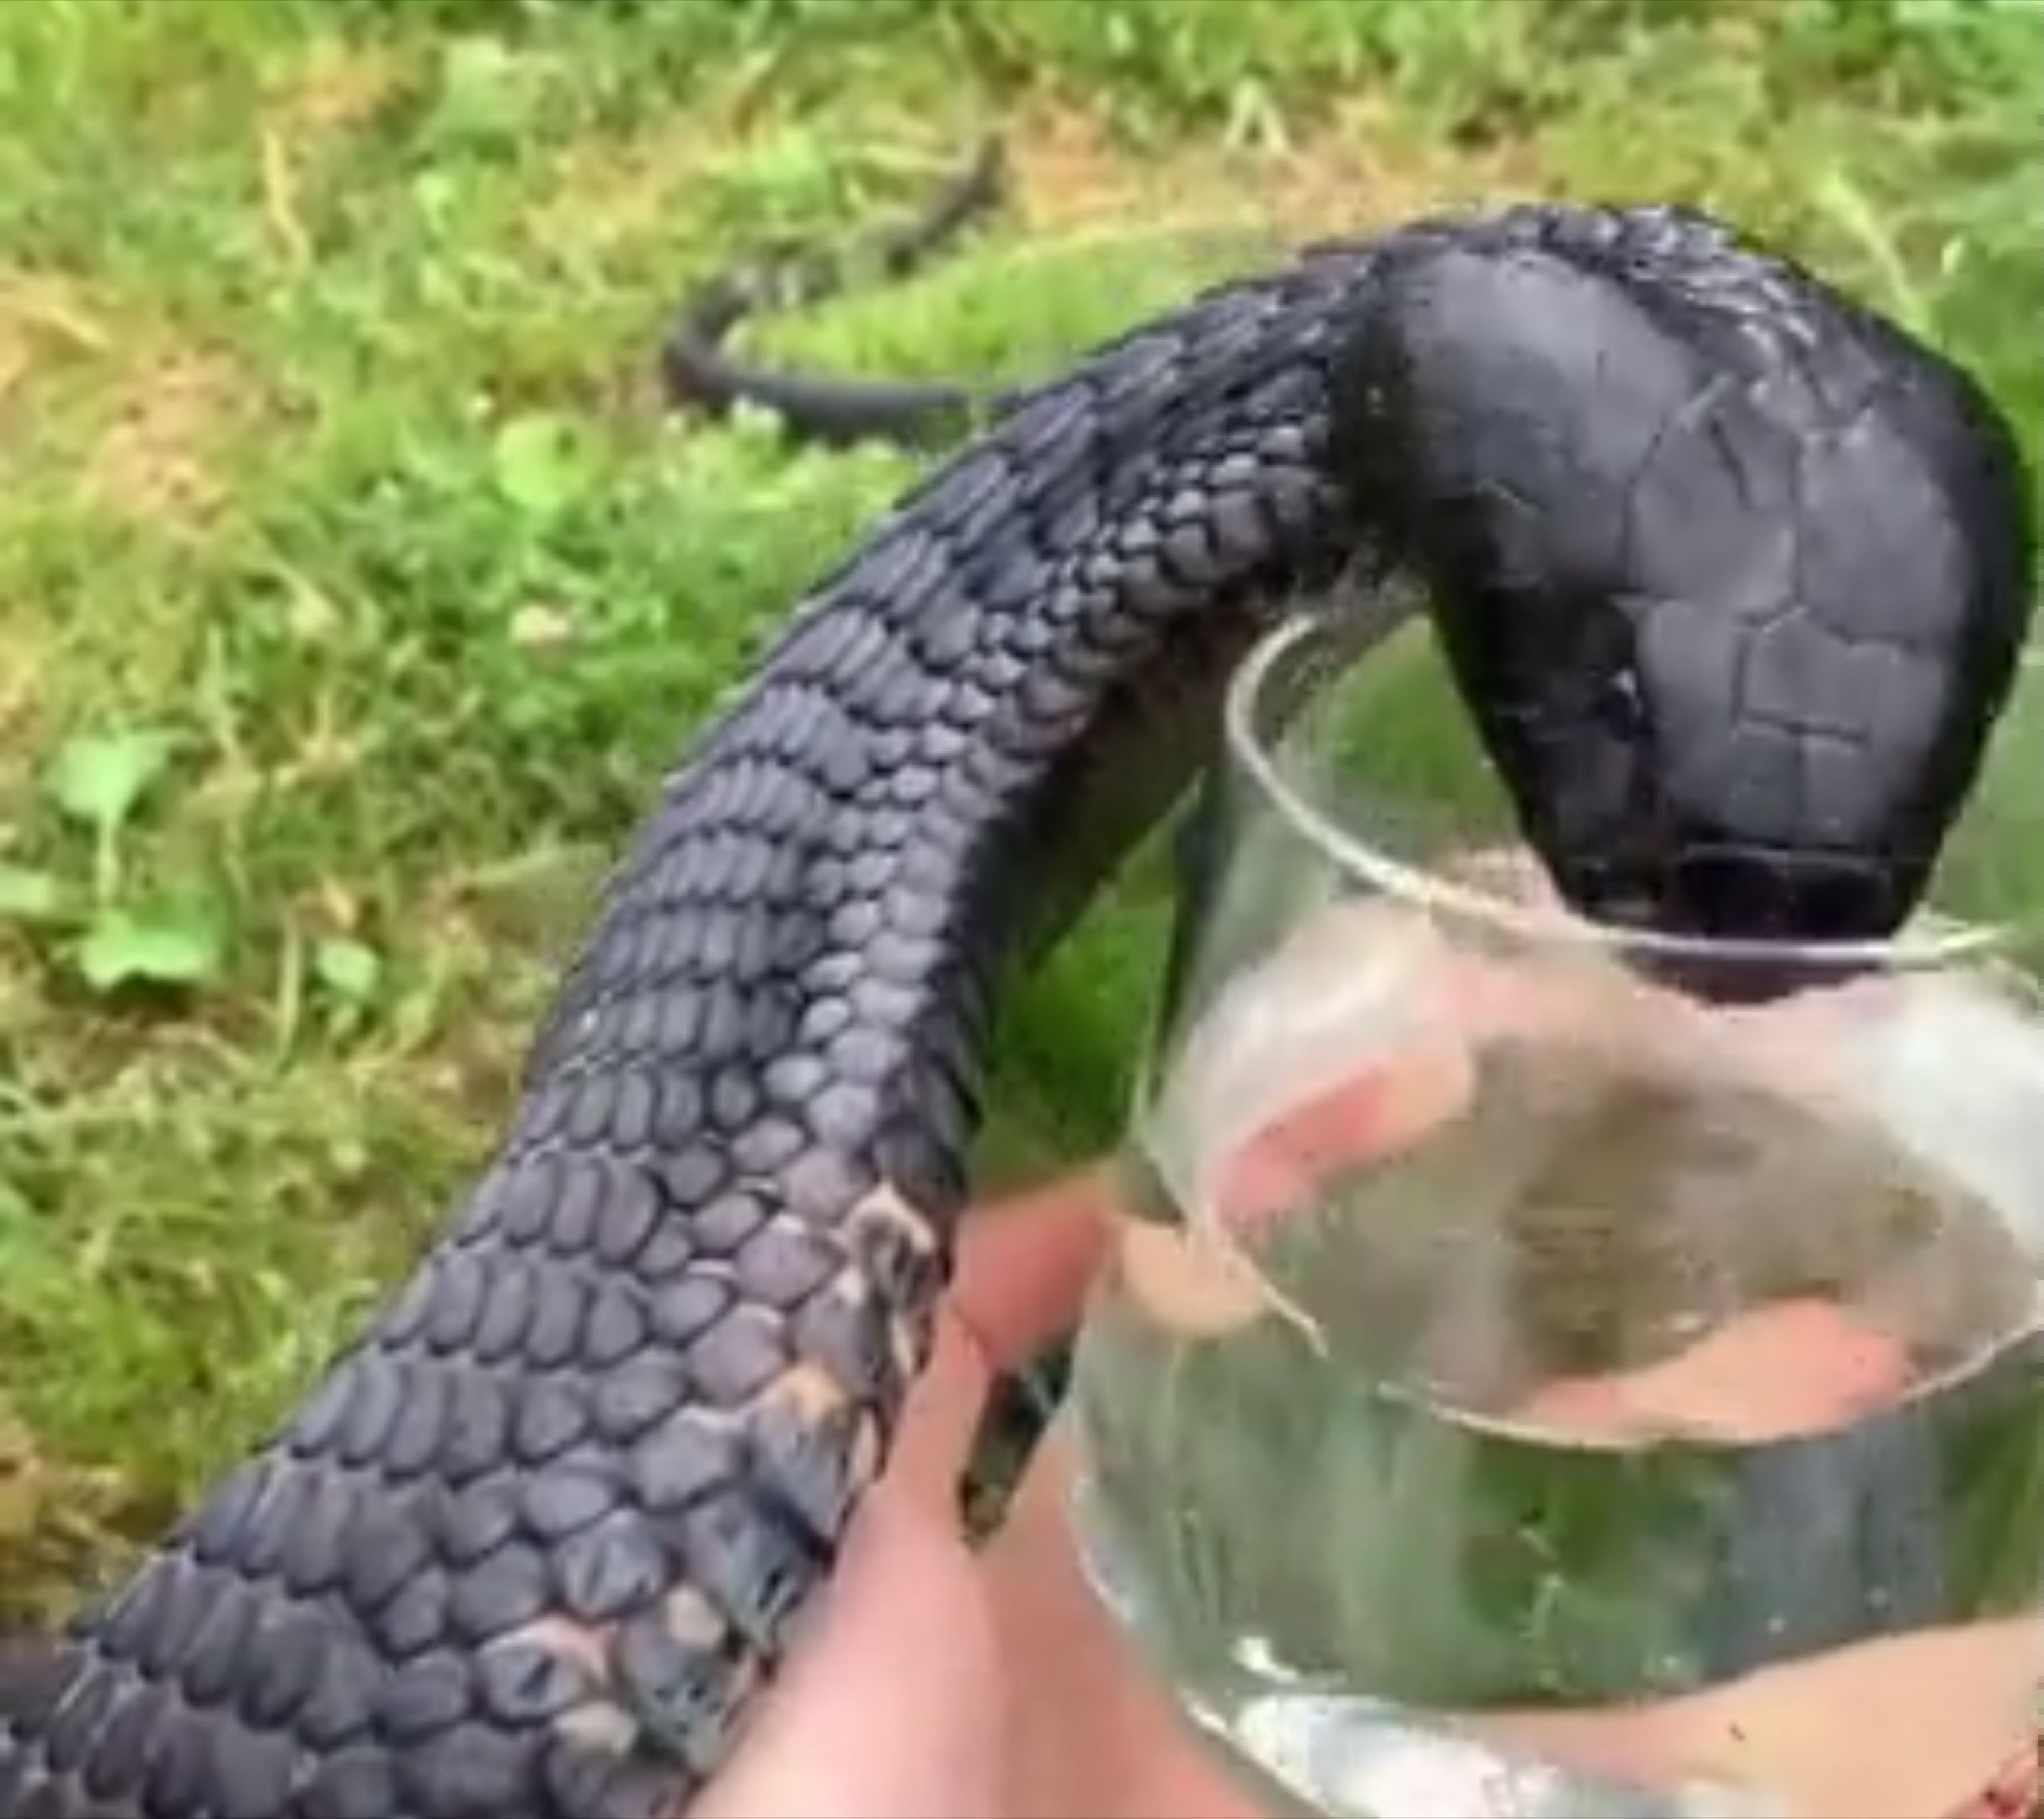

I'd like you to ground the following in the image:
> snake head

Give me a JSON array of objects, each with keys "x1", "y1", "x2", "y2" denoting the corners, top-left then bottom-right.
[{"x1": 1330, "y1": 211, "x2": 2036, "y2": 965}]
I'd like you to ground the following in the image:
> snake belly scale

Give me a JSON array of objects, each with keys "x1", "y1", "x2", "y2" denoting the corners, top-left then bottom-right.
[{"x1": 0, "y1": 203, "x2": 2031, "y2": 1819}]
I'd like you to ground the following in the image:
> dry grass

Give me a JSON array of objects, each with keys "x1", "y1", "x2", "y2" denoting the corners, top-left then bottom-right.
[
  {"x1": 74, "y1": 349, "x2": 250, "y2": 529},
  {"x1": 1005, "y1": 92, "x2": 1547, "y2": 243}
]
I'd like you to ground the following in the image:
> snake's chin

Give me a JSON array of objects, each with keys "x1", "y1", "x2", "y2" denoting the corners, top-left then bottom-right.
[
  {"x1": 1561, "y1": 846, "x2": 1915, "y2": 1006},
  {"x1": 1630, "y1": 943, "x2": 1881, "y2": 1008}
]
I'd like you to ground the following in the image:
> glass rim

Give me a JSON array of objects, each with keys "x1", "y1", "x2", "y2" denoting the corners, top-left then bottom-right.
[{"x1": 1222, "y1": 612, "x2": 2019, "y2": 976}]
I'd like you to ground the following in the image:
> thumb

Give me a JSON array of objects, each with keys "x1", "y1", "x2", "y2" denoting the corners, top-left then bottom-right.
[
  {"x1": 951, "y1": 1165, "x2": 1114, "y2": 1370},
  {"x1": 890, "y1": 1167, "x2": 1114, "y2": 1504}
]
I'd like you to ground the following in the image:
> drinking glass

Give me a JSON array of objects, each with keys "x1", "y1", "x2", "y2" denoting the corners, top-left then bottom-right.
[{"x1": 1065, "y1": 601, "x2": 2044, "y2": 1819}]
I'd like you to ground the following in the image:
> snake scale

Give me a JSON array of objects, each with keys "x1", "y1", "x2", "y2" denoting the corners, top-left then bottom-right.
[{"x1": 0, "y1": 200, "x2": 2034, "y2": 1818}]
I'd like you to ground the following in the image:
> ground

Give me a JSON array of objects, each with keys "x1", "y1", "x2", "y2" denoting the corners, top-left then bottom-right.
[{"x1": 0, "y1": 0, "x2": 2039, "y2": 1624}]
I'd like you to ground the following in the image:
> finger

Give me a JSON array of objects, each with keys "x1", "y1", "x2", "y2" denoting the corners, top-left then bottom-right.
[
  {"x1": 883, "y1": 1300, "x2": 1001, "y2": 1510},
  {"x1": 1214, "y1": 1039, "x2": 1473, "y2": 1235},
  {"x1": 950, "y1": 1164, "x2": 1114, "y2": 1373},
  {"x1": 884, "y1": 1166, "x2": 1114, "y2": 1506}
]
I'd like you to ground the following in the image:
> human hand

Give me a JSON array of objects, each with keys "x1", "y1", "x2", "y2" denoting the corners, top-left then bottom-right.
[
  {"x1": 692, "y1": 1024, "x2": 2044, "y2": 1819},
  {"x1": 693, "y1": 1168, "x2": 1262, "y2": 1819}
]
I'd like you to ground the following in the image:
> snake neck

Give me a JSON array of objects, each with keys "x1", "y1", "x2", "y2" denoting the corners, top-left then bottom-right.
[{"x1": 530, "y1": 238, "x2": 1385, "y2": 1242}]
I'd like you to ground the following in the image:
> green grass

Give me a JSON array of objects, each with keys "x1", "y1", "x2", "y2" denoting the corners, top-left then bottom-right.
[{"x1": 1, "y1": 0, "x2": 2039, "y2": 1619}]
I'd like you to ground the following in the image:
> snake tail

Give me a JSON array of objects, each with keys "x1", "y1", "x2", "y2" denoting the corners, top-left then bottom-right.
[{"x1": 660, "y1": 136, "x2": 1011, "y2": 450}]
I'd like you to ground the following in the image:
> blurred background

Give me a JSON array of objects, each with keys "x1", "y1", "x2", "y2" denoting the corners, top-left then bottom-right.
[{"x1": 0, "y1": 0, "x2": 2038, "y2": 1623}]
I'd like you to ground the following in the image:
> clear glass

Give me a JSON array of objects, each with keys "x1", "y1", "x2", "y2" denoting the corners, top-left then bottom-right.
[{"x1": 1065, "y1": 600, "x2": 2044, "y2": 1819}]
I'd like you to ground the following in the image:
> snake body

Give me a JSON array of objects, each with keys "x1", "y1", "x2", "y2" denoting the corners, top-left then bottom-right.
[{"x1": 0, "y1": 202, "x2": 2032, "y2": 1819}]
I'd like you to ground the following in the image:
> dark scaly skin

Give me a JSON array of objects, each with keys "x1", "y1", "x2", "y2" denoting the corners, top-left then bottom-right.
[
  {"x1": 1332, "y1": 212, "x2": 2033, "y2": 954},
  {"x1": 661, "y1": 138, "x2": 1011, "y2": 451},
  {"x1": 0, "y1": 204, "x2": 2031, "y2": 1819}
]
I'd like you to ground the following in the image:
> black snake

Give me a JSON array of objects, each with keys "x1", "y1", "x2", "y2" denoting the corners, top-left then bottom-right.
[
  {"x1": 660, "y1": 136, "x2": 1010, "y2": 451},
  {"x1": 0, "y1": 200, "x2": 2033, "y2": 1819}
]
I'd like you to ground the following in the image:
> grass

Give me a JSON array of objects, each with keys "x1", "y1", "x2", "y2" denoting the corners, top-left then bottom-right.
[{"x1": 0, "y1": 0, "x2": 2039, "y2": 1622}]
